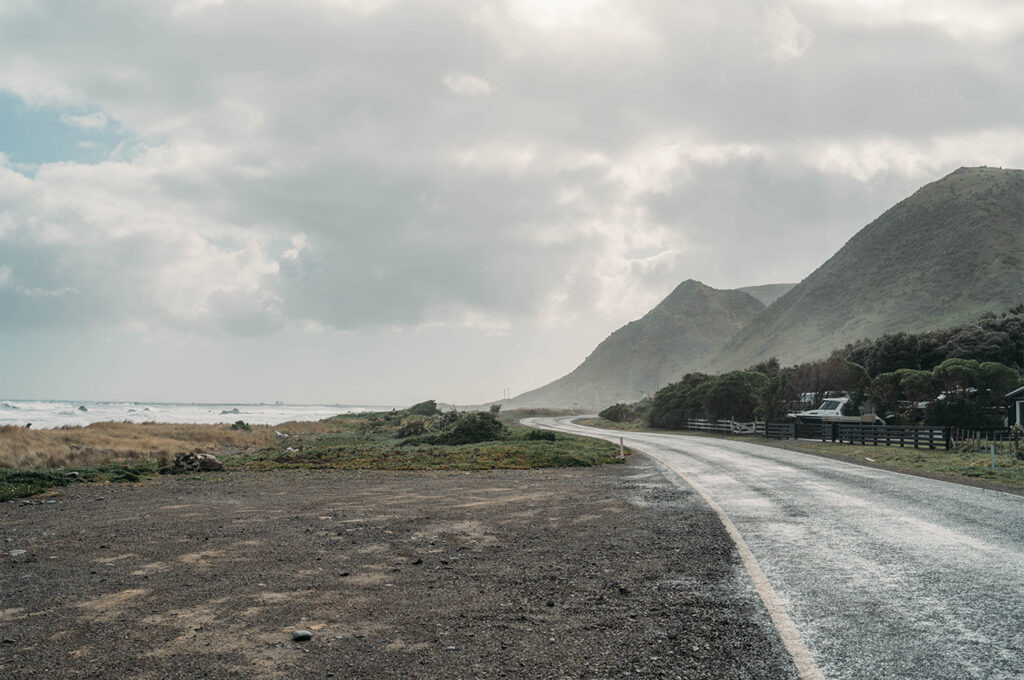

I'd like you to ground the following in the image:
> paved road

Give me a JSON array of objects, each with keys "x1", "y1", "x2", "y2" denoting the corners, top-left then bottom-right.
[{"x1": 526, "y1": 417, "x2": 1024, "y2": 680}]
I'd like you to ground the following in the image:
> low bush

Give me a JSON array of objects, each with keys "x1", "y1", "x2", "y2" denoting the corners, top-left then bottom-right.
[
  {"x1": 396, "y1": 418, "x2": 429, "y2": 438},
  {"x1": 420, "y1": 411, "x2": 506, "y2": 445},
  {"x1": 599, "y1": 403, "x2": 632, "y2": 422}
]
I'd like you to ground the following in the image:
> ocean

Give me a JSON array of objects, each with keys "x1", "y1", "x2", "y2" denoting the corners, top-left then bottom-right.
[{"x1": 0, "y1": 400, "x2": 392, "y2": 430}]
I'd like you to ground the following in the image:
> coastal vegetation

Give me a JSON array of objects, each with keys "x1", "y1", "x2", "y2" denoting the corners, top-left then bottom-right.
[
  {"x1": 228, "y1": 410, "x2": 619, "y2": 472},
  {"x1": 0, "y1": 405, "x2": 619, "y2": 501}
]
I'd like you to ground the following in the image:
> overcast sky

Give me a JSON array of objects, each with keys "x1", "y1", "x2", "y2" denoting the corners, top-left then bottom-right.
[{"x1": 1, "y1": 0, "x2": 1022, "y2": 405}]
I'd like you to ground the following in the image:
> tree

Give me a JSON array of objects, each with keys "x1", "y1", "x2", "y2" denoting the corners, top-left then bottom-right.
[
  {"x1": 976, "y1": 362, "x2": 1021, "y2": 405},
  {"x1": 648, "y1": 373, "x2": 711, "y2": 429},
  {"x1": 755, "y1": 373, "x2": 793, "y2": 422},
  {"x1": 705, "y1": 371, "x2": 767, "y2": 421},
  {"x1": 932, "y1": 358, "x2": 981, "y2": 395},
  {"x1": 867, "y1": 372, "x2": 903, "y2": 414},
  {"x1": 747, "y1": 357, "x2": 781, "y2": 378},
  {"x1": 896, "y1": 369, "x2": 937, "y2": 405}
]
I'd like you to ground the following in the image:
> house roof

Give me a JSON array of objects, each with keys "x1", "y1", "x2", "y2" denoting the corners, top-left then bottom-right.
[{"x1": 1006, "y1": 385, "x2": 1024, "y2": 399}]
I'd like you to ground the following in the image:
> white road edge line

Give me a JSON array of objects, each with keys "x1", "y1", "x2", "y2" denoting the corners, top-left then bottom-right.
[{"x1": 639, "y1": 444, "x2": 825, "y2": 680}]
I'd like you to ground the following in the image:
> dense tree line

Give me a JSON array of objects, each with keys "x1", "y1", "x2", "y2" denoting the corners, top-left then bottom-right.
[
  {"x1": 625, "y1": 308, "x2": 1024, "y2": 430},
  {"x1": 839, "y1": 306, "x2": 1023, "y2": 374}
]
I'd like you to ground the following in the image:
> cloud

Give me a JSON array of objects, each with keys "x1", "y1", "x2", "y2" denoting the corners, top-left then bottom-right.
[
  {"x1": 60, "y1": 111, "x2": 109, "y2": 130},
  {"x1": 442, "y1": 70, "x2": 492, "y2": 96},
  {"x1": 807, "y1": 129, "x2": 1024, "y2": 181},
  {"x1": 0, "y1": 0, "x2": 1021, "y2": 355},
  {"x1": 799, "y1": 0, "x2": 1024, "y2": 42},
  {"x1": 766, "y1": 4, "x2": 814, "y2": 63}
]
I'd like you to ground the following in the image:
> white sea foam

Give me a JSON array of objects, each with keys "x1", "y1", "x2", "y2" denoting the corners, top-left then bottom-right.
[{"x1": 0, "y1": 400, "x2": 391, "y2": 430}]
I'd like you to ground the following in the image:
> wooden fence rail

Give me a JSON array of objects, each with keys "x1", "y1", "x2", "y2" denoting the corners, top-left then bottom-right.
[
  {"x1": 681, "y1": 419, "x2": 954, "y2": 450},
  {"x1": 829, "y1": 423, "x2": 947, "y2": 449}
]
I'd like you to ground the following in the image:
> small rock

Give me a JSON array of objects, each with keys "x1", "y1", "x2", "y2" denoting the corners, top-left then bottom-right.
[
  {"x1": 411, "y1": 558, "x2": 423, "y2": 565},
  {"x1": 339, "y1": 572, "x2": 350, "y2": 577},
  {"x1": 292, "y1": 630, "x2": 313, "y2": 642},
  {"x1": 66, "y1": 471, "x2": 80, "y2": 479},
  {"x1": 45, "y1": 500, "x2": 57, "y2": 504},
  {"x1": 9, "y1": 550, "x2": 26, "y2": 556},
  {"x1": 546, "y1": 600, "x2": 555, "y2": 607},
  {"x1": 78, "y1": 405, "x2": 88, "y2": 412}
]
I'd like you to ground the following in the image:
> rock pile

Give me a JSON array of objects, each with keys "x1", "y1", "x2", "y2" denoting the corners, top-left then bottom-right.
[{"x1": 172, "y1": 451, "x2": 223, "y2": 472}]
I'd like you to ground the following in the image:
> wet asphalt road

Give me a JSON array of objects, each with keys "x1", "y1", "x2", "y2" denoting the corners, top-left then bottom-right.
[{"x1": 527, "y1": 417, "x2": 1024, "y2": 680}]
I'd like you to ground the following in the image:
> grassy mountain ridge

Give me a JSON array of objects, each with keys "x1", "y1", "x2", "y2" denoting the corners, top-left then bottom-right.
[
  {"x1": 707, "y1": 167, "x2": 1024, "y2": 371},
  {"x1": 736, "y1": 283, "x2": 796, "y2": 306},
  {"x1": 509, "y1": 280, "x2": 765, "y2": 409}
]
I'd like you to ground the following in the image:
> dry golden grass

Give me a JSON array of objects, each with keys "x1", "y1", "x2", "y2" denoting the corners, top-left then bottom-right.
[{"x1": 0, "y1": 420, "x2": 337, "y2": 469}]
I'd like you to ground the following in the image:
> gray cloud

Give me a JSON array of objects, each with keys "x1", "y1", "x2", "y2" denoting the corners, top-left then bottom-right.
[{"x1": 1, "y1": 0, "x2": 1022, "y2": 402}]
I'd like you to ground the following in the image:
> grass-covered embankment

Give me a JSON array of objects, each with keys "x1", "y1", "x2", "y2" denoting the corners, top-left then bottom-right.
[
  {"x1": 1, "y1": 406, "x2": 621, "y2": 501},
  {"x1": 224, "y1": 410, "x2": 621, "y2": 472},
  {"x1": 578, "y1": 417, "x2": 1024, "y2": 491}
]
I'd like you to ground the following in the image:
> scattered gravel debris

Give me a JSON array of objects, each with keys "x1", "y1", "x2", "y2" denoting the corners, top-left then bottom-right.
[{"x1": 0, "y1": 459, "x2": 798, "y2": 679}]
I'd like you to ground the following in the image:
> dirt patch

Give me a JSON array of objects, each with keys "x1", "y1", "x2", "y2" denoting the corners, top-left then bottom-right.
[{"x1": 0, "y1": 459, "x2": 798, "y2": 679}]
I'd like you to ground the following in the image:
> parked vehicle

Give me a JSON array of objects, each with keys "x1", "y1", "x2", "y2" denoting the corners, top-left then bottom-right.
[
  {"x1": 786, "y1": 397, "x2": 882, "y2": 424},
  {"x1": 788, "y1": 397, "x2": 849, "y2": 420}
]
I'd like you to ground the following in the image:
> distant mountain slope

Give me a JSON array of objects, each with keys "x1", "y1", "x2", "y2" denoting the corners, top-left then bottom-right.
[
  {"x1": 736, "y1": 283, "x2": 797, "y2": 306},
  {"x1": 707, "y1": 166, "x2": 1024, "y2": 371},
  {"x1": 509, "y1": 281, "x2": 765, "y2": 409}
]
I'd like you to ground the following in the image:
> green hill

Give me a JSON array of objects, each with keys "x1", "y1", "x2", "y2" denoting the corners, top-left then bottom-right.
[
  {"x1": 509, "y1": 280, "x2": 765, "y2": 409},
  {"x1": 707, "y1": 166, "x2": 1024, "y2": 371}
]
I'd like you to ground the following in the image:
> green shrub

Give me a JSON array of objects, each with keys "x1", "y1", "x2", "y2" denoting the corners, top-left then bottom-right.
[
  {"x1": 422, "y1": 411, "x2": 506, "y2": 445},
  {"x1": 408, "y1": 400, "x2": 440, "y2": 416},
  {"x1": 396, "y1": 418, "x2": 428, "y2": 438},
  {"x1": 524, "y1": 429, "x2": 556, "y2": 441},
  {"x1": 599, "y1": 403, "x2": 632, "y2": 422},
  {"x1": 231, "y1": 420, "x2": 251, "y2": 431}
]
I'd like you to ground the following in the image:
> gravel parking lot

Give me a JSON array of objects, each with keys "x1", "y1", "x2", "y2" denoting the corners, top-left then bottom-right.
[{"x1": 1, "y1": 457, "x2": 797, "y2": 679}]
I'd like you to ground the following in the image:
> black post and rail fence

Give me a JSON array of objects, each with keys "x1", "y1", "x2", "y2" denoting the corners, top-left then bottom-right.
[{"x1": 681, "y1": 418, "x2": 1017, "y2": 451}]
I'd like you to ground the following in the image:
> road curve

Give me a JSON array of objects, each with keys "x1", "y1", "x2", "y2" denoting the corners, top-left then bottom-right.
[{"x1": 525, "y1": 416, "x2": 1024, "y2": 680}]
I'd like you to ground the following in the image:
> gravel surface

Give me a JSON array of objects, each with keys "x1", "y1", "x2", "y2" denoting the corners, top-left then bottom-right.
[
  {"x1": 535, "y1": 417, "x2": 1024, "y2": 680},
  {"x1": 1, "y1": 457, "x2": 798, "y2": 679}
]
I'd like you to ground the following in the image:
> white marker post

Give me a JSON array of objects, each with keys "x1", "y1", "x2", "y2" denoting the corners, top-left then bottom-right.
[
  {"x1": 619, "y1": 437, "x2": 625, "y2": 459},
  {"x1": 991, "y1": 443, "x2": 996, "y2": 469}
]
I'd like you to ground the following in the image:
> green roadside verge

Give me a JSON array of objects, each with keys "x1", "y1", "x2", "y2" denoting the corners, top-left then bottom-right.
[
  {"x1": 576, "y1": 417, "x2": 1024, "y2": 494},
  {"x1": 1, "y1": 416, "x2": 621, "y2": 502}
]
